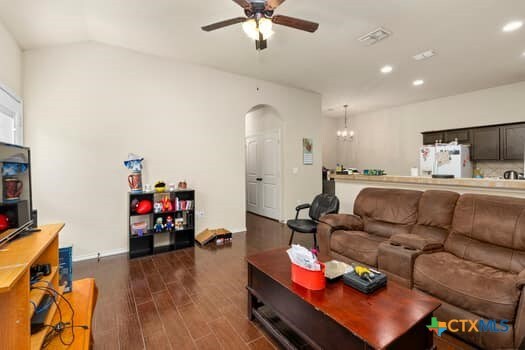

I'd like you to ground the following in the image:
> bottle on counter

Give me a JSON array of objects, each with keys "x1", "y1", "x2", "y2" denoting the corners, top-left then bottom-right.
[{"x1": 473, "y1": 168, "x2": 484, "y2": 179}]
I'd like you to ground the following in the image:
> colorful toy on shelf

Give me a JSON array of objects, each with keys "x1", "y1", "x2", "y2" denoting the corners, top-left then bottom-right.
[
  {"x1": 161, "y1": 196, "x2": 173, "y2": 212},
  {"x1": 2, "y1": 161, "x2": 28, "y2": 177},
  {"x1": 178, "y1": 180, "x2": 188, "y2": 190},
  {"x1": 153, "y1": 202, "x2": 163, "y2": 214},
  {"x1": 155, "y1": 181, "x2": 166, "y2": 193},
  {"x1": 135, "y1": 199, "x2": 153, "y2": 215},
  {"x1": 175, "y1": 218, "x2": 184, "y2": 230},
  {"x1": 154, "y1": 217, "x2": 164, "y2": 233},
  {"x1": 165, "y1": 216, "x2": 175, "y2": 232},
  {"x1": 123, "y1": 153, "x2": 144, "y2": 172},
  {"x1": 131, "y1": 221, "x2": 147, "y2": 236}
]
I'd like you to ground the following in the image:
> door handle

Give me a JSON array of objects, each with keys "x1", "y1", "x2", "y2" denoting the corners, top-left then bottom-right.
[{"x1": 256, "y1": 178, "x2": 263, "y2": 181}]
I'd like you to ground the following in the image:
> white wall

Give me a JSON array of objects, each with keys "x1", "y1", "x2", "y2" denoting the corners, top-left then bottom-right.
[
  {"x1": 344, "y1": 81, "x2": 525, "y2": 175},
  {"x1": 245, "y1": 105, "x2": 281, "y2": 137},
  {"x1": 0, "y1": 19, "x2": 21, "y2": 96},
  {"x1": 321, "y1": 117, "x2": 338, "y2": 169},
  {"x1": 23, "y1": 42, "x2": 322, "y2": 260}
]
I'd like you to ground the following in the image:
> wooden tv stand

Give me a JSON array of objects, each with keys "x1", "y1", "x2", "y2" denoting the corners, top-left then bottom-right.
[{"x1": 0, "y1": 224, "x2": 98, "y2": 349}]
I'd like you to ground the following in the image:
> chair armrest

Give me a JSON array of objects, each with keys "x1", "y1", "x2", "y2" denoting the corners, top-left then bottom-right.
[
  {"x1": 295, "y1": 203, "x2": 311, "y2": 211},
  {"x1": 390, "y1": 233, "x2": 443, "y2": 252},
  {"x1": 294, "y1": 203, "x2": 311, "y2": 219}
]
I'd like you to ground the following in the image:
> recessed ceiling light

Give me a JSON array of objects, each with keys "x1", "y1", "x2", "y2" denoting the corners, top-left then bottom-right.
[
  {"x1": 413, "y1": 79, "x2": 425, "y2": 86},
  {"x1": 380, "y1": 65, "x2": 393, "y2": 74},
  {"x1": 503, "y1": 21, "x2": 523, "y2": 32}
]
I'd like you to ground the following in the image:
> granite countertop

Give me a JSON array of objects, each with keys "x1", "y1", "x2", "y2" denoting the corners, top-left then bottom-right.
[{"x1": 332, "y1": 174, "x2": 525, "y2": 190}]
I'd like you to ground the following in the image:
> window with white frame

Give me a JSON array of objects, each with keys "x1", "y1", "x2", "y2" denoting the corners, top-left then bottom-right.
[{"x1": 0, "y1": 85, "x2": 22, "y2": 145}]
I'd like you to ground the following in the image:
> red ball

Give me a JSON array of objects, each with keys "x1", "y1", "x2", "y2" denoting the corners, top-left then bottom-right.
[
  {"x1": 0, "y1": 214, "x2": 9, "y2": 231},
  {"x1": 136, "y1": 200, "x2": 153, "y2": 214}
]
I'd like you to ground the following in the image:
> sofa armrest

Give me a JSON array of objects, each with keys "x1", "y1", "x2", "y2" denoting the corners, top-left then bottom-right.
[
  {"x1": 514, "y1": 281, "x2": 525, "y2": 347},
  {"x1": 317, "y1": 214, "x2": 363, "y2": 254},
  {"x1": 318, "y1": 213, "x2": 364, "y2": 231},
  {"x1": 390, "y1": 233, "x2": 443, "y2": 252},
  {"x1": 517, "y1": 270, "x2": 525, "y2": 289},
  {"x1": 378, "y1": 241, "x2": 423, "y2": 288}
]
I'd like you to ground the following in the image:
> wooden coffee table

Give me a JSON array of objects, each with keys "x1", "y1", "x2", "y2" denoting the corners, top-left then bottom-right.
[{"x1": 247, "y1": 248, "x2": 441, "y2": 350}]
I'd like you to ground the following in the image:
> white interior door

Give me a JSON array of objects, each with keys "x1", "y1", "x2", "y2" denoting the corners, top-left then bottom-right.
[
  {"x1": 245, "y1": 131, "x2": 281, "y2": 220},
  {"x1": 246, "y1": 136, "x2": 260, "y2": 214}
]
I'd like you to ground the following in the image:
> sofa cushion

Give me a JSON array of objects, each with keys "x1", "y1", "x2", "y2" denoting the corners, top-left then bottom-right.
[
  {"x1": 417, "y1": 190, "x2": 459, "y2": 229},
  {"x1": 432, "y1": 298, "x2": 515, "y2": 350},
  {"x1": 390, "y1": 233, "x2": 443, "y2": 251},
  {"x1": 330, "y1": 230, "x2": 387, "y2": 267},
  {"x1": 353, "y1": 188, "x2": 422, "y2": 237},
  {"x1": 446, "y1": 194, "x2": 525, "y2": 273},
  {"x1": 414, "y1": 252, "x2": 521, "y2": 321},
  {"x1": 413, "y1": 190, "x2": 459, "y2": 243}
]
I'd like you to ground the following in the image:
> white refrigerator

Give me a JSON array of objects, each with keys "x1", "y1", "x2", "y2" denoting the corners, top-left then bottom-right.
[{"x1": 419, "y1": 144, "x2": 473, "y2": 178}]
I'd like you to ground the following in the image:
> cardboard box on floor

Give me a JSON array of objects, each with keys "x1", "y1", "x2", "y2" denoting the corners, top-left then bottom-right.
[{"x1": 195, "y1": 228, "x2": 232, "y2": 246}]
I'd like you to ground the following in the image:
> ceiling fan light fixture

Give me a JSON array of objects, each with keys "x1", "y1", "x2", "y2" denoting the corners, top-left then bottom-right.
[
  {"x1": 259, "y1": 17, "x2": 274, "y2": 39},
  {"x1": 242, "y1": 19, "x2": 259, "y2": 40}
]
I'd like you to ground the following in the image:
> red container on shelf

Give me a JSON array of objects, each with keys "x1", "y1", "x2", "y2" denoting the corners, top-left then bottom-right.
[{"x1": 291, "y1": 262, "x2": 326, "y2": 290}]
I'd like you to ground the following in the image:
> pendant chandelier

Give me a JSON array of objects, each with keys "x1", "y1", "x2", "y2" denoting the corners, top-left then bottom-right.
[{"x1": 337, "y1": 104, "x2": 354, "y2": 141}]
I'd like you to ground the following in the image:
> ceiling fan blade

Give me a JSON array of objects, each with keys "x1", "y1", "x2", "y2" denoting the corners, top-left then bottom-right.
[
  {"x1": 265, "y1": 0, "x2": 286, "y2": 10},
  {"x1": 232, "y1": 0, "x2": 252, "y2": 10},
  {"x1": 202, "y1": 17, "x2": 246, "y2": 32},
  {"x1": 272, "y1": 15, "x2": 319, "y2": 33}
]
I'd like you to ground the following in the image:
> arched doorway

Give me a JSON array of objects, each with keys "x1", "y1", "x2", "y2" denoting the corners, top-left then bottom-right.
[{"x1": 245, "y1": 104, "x2": 283, "y2": 221}]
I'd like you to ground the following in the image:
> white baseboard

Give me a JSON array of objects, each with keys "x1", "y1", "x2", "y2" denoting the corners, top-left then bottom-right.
[
  {"x1": 73, "y1": 248, "x2": 128, "y2": 262},
  {"x1": 72, "y1": 227, "x2": 248, "y2": 262},
  {"x1": 231, "y1": 227, "x2": 247, "y2": 234}
]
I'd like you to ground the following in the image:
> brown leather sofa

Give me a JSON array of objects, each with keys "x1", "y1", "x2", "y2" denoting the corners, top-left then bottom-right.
[{"x1": 317, "y1": 187, "x2": 525, "y2": 350}]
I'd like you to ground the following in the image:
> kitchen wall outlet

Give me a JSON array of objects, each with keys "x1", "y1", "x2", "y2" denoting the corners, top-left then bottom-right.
[
  {"x1": 196, "y1": 211, "x2": 205, "y2": 217},
  {"x1": 292, "y1": 167, "x2": 299, "y2": 174}
]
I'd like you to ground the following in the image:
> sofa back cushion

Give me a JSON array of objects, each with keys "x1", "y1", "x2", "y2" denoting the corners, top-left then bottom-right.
[
  {"x1": 412, "y1": 190, "x2": 460, "y2": 242},
  {"x1": 354, "y1": 188, "x2": 422, "y2": 238},
  {"x1": 446, "y1": 194, "x2": 525, "y2": 273}
]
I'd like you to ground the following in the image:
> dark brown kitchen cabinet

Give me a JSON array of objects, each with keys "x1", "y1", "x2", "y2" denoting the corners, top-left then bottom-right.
[
  {"x1": 422, "y1": 132, "x2": 444, "y2": 145},
  {"x1": 501, "y1": 123, "x2": 525, "y2": 160},
  {"x1": 444, "y1": 129, "x2": 471, "y2": 144},
  {"x1": 471, "y1": 126, "x2": 500, "y2": 160}
]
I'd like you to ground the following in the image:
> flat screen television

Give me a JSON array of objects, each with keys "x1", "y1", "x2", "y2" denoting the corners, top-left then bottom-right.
[{"x1": 0, "y1": 142, "x2": 33, "y2": 247}]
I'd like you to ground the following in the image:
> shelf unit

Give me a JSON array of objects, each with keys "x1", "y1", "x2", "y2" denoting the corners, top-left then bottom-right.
[
  {"x1": 128, "y1": 189, "x2": 195, "y2": 258},
  {"x1": 0, "y1": 224, "x2": 97, "y2": 350}
]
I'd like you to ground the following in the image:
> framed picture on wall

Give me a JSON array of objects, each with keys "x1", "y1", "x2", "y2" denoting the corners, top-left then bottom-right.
[{"x1": 303, "y1": 138, "x2": 313, "y2": 165}]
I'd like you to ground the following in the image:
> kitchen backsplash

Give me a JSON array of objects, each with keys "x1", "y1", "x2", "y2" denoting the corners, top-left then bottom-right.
[{"x1": 474, "y1": 160, "x2": 523, "y2": 178}]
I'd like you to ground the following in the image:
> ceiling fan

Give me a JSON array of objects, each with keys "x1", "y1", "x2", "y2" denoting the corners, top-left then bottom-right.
[{"x1": 201, "y1": 0, "x2": 319, "y2": 51}]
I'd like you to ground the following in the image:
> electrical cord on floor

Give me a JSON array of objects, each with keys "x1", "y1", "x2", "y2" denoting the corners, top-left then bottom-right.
[{"x1": 30, "y1": 285, "x2": 89, "y2": 348}]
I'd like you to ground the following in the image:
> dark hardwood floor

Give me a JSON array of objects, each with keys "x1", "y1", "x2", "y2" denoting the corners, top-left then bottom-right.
[
  {"x1": 75, "y1": 212, "x2": 470, "y2": 350},
  {"x1": 74, "y1": 213, "x2": 313, "y2": 349}
]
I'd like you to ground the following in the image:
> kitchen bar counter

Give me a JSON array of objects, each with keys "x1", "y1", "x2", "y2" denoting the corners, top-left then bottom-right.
[
  {"x1": 333, "y1": 174, "x2": 525, "y2": 214},
  {"x1": 332, "y1": 174, "x2": 525, "y2": 190}
]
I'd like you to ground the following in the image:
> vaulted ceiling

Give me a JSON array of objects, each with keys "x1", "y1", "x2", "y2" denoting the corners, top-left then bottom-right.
[{"x1": 0, "y1": 0, "x2": 524, "y2": 116}]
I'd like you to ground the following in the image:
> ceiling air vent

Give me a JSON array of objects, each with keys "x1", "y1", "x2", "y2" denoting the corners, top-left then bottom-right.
[
  {"x1": 358, "y1": 27, "x2": 392, "y2": 46},
  {"x1": 413, "y1": 50, "x2": 436, "y2": 61}
]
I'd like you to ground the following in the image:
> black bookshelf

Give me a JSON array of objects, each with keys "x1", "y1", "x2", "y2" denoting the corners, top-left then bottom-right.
[{"x1": 128, "y1": 189, "x2": 195, "y2": 259}]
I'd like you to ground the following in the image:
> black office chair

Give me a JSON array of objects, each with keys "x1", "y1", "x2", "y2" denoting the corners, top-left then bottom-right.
[{"x1": 287, "y1": 194, "x2": 340, "y2": 249}]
